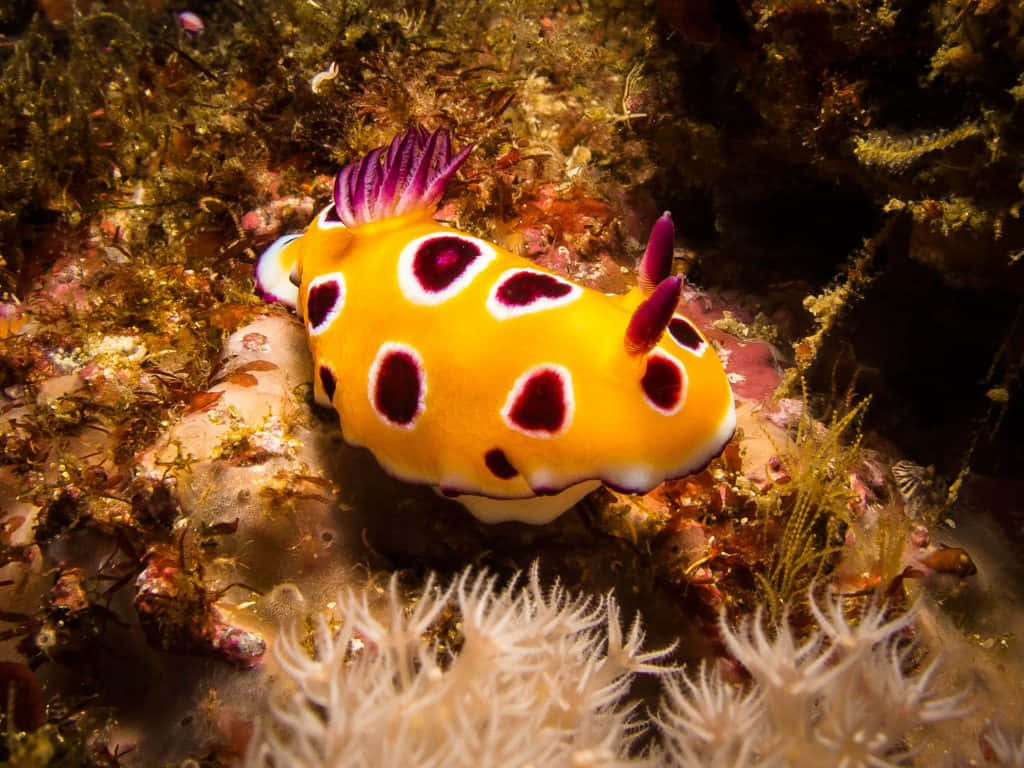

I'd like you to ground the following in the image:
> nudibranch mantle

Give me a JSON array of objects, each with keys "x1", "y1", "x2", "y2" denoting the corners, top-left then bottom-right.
[{"x1": 256, "y1": 128, "x2": 735, "y2": 524}]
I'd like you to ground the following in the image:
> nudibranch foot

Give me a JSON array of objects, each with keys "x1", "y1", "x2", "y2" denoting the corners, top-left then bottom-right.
[
  {"x1": 448, "y1": 480, "x2": 602, "y2": 525},
  {"x1": 255, "y1": 127, "x2": 736, "y2": 524}
]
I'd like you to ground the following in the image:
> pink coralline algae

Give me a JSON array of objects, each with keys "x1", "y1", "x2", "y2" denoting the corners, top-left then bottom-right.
[
  {"x1": 678, "y1": 287, "x2": 783, "y2": 404},
  {"x1": 133, "y1": 544, "x2": 265, "y2": 668},
  {"x1": 241, "y1": 194, "x2": 318, "y2": 238}
]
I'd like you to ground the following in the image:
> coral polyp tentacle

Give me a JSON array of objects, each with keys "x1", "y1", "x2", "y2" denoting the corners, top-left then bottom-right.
[{"x1": 256, "y1": 128, "x2": 735, "y2": 523}]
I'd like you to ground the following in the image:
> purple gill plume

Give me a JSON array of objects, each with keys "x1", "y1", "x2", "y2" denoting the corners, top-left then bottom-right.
[{"x1": 332, "y1": 127, "x2": 474, "y2": 227}]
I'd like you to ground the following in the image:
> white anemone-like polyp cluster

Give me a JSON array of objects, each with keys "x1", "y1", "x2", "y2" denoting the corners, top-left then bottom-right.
[
  {"x1": 247, "y1": 568, "x2": 974, "y2": 768},
  {"x1": 247, "y1": 565, "x2": 671, "y2": 768},
  {"x1": 656, "y1": 590, "x2": 971, "y2": 767},
  {"x1": 983, "y1": 720, "x2": 1024, "y2": 767}
]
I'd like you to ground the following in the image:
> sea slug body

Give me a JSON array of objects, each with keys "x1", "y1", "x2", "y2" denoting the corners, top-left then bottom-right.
[
  {"x1": 255, "y1": 127, "x2": 735, "y2": 523},
  {"x1": 177, "y1": 11, "x2": 204, "y2": 35},
  {"x1": 310, "y1": 62, "x2": 339, "y2": 95}
]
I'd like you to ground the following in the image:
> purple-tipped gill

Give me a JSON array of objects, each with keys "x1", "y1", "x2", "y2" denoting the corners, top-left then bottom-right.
[
  {"x1": 331, "y1": 127, "x2": 474, "y2": 227},
  {"x1": 625, "y1": 275, "x2": 682, "y2": 355}
]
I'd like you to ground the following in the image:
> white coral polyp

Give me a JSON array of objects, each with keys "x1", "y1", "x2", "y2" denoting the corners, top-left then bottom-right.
[
  {"x1": 247, "y1": 564, "x2": 671, "y2": 768},
  {"x1": 655, "y1": 587, "x2": 969, "y2": 768},
  {"x1": 248, "y1": 574, "x2": 971, "y2": 768},
  {"x1": 982, "y1": 720, "x2": 1024, "y2": 767}
]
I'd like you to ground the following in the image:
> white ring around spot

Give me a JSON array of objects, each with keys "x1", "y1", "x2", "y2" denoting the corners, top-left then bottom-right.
[
  {"x1": 397, "y1": 232, "x2": 496, "y2": 306},
  {"x1": 485, "y1": 268, "x2": 583, "y2": 320},
  {"x1": 305, "y1": 272, "x2": 346, "y2": 336},
  {"x1": 367, "y1": 341, "x2": 427, "y2": 430},
  {"x1": 315, "y1": 204, "x2": 347, "y2": 231},
  {"x1": 668, "y1": 314, "x2": 708, "y2": 357},
  {"x1": 500, "y1": 363, "x2": 575, "y2": 439},
  {"x1": 641, "y1": 348, "x2": 687, "y2": 416}
]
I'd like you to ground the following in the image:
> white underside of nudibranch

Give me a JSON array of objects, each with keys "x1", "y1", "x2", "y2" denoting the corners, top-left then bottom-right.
[{"x1": 445, "y1": 480, "x2": 602, "y2": 524}]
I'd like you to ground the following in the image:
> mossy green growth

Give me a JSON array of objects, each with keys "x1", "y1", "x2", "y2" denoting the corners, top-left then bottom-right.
[
  {"x1": 883, "y1": 195, "x2": 995, "y2": 238},
  {"x1": 853, "y1": 122, "x2": 983, "y2": 172},
  {"x1": 2, "y1": 724, "x2": 60, "y2": 768},
  {"x1": 1, "y1": 710, "x2": 112, "y2": 768},
  {"x1": 758, "y1": 377, "x2": 870, "y2": 620}
]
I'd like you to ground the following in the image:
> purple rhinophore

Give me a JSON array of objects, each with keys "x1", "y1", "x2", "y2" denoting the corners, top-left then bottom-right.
[
  {"x1": 637, "y1": 212, "x2": 675, "y2": 294},
  {"x1": 332, "y1": 128, "x2": 474, "y2": 227},
  {"x1": 625, "y1": 276, "x2": 682, "y2": 355}
]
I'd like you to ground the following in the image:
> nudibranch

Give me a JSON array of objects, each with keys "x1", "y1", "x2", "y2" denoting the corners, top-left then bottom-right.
[{"x1": 255, "y1": 128, "x2": 735, "y2": 524}]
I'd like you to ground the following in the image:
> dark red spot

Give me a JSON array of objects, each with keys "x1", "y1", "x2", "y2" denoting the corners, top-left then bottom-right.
[
  {"x1": 484, "y1": 448, "x2": 518, "y2": 479},
  {"x1": 325, "y1": 205, "x2": 341, "y2": 223},
  {"x1": 668, "y1": 317, "x2": 703, "y2": 352},
  {"x1": 319, "y1": 365, "x2": 336, "y2": 401},
  {"x1": 307, "y1": 281, "x2": 340, "y2": 330},
  {"x1": 374, "y1": 351, "x2": 422, "y2": 425},
  {"x1": 413, "y1": 236, "x2": 480, "y2": 293},
  {"x1": 642, "y1": 356, "x2": 683, "y2": 411},
  {"x1": 496, "y1": 271, "x2": 572, "y2": 306},
  {"x1": 508, "y1": 370, "x2": 567, "y2": 433}
]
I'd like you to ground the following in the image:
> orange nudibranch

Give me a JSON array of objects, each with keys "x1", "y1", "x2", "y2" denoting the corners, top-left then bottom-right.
[{"x1": 256, "y1": 128, "x2": 735, "y2": 523}]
